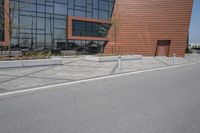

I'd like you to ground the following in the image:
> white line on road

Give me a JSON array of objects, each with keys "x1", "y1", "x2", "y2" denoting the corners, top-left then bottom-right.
[{"x1": 0, "y1": 62, "x2": 199, "y2": 98}]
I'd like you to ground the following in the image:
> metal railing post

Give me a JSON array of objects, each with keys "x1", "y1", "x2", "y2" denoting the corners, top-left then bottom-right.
[
  {"x1": 118, "y1": 55, "x2": 122, "y2": 70},
  {"x1": 173, "y1": 53, "x2": 176, "y2": 65}
]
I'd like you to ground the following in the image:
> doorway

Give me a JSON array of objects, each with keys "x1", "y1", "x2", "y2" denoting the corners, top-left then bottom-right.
[{"x1": 155, "y1": 40, "x2": 171, "y2": 56}]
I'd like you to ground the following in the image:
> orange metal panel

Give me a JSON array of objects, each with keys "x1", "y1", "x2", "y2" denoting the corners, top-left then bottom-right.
[{"x1": 105, "y1": 0, "x2": 193, "y2": 57}]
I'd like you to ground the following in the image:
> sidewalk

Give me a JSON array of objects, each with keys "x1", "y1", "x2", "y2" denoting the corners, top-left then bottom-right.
[{"x1": 0, "y1": 54, "x2": 200, "y2": 93}]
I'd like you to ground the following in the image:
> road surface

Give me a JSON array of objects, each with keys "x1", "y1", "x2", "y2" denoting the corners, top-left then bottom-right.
[{"x1": 0, "y1": 64, "x2": 200, "y2": 133}]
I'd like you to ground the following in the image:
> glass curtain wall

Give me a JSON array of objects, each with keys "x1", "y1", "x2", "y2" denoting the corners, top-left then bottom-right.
[
  {"x1": 0, "y1": 0, "x2": 4, "y2": 41},
  {"x1": 73, "y1": 20, "x2": 110, "y2": 37},
  {"x1": 10, "y1": 0, "x2": 115, "y2": 52}
]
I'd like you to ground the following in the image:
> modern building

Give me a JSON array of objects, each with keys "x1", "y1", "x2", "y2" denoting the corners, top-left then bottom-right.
[
  {"x1": 0, "y1": 0, "x2": 9, "y2": 46},
  {"x1": 0, "y1": 0, "x2": 193, "y2": 57}
]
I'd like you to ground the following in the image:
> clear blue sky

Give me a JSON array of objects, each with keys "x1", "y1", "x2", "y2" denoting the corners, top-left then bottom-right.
[{"x1": 189, "y1": 0, "x2": 200, "y2": 43}]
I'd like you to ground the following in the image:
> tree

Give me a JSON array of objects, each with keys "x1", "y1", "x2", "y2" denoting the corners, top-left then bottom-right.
[
  {"x1": 0, "y1": 11, "x2": 3, "y2": 42},
  {"x1": 0, "y1": 1, "x2": 5, "y2": 58},
  {"x1": 109, "y1": 2, "x2": 122, "y2": 55},
  {"x1": 97, "y1": 2, "x2": 124, "y2": 55},
  {"x1": 3, "y1": 0, "x2": 28, "y2": 57},
  {"x1": 50, "y1": 13, "x2": 54, "y2": 49}
]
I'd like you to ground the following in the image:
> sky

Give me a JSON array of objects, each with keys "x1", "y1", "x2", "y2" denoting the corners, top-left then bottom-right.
[{"x1": 189, "y1": 0, "x2": 200, "y2": 43}]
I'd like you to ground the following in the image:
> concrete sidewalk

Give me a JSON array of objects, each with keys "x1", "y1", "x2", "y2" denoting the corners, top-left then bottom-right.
[{"x1": 0, "y1": 54, "x2": 200, "y2": 93}]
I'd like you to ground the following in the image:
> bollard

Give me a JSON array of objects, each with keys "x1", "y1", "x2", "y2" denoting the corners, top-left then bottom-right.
[
  {"x1": 173, "y1": 53, "x2": 176, "y2": 65},
  {"x1": 118, "y1": 55, "x2": 122, "y2": 70}
]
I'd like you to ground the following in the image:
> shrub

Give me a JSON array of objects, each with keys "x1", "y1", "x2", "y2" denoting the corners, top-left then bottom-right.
[
  {"x1": 23, "y1": 51, "x2": 52, "y2": 57},
  {"x1": 185, "y1": 47, "x2": 192, "y2": 54}
]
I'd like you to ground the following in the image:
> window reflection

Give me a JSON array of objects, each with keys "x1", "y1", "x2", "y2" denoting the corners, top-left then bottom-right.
[
  {"x1": 9, "y1": 0, "x2": 115, "y2": 53},
  {"x1": 73, "y1": 20, "x2": 111, "y2": 38}
]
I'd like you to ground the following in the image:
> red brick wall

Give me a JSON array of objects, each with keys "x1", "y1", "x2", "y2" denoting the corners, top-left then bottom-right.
[{"x1": 105, "y1": 0, "x2": 193, "y2": 57}]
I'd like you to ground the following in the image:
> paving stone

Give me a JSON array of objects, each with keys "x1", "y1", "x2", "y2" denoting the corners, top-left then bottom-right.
[{"x1": 0, "y1": 55, "x2": 199, "y2": 92}]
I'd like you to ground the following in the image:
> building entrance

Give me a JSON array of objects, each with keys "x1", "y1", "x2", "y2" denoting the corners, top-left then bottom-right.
[{"x1": 156, "y1": 40, "x2": 171, "y2": 56}]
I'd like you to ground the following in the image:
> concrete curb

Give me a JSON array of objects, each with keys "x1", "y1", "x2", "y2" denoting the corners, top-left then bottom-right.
[
  {"x1": 85, "y1": 55, "x2": 143, "y2": 62},
  {"x1": 0, "y1": 58, "x2": 62, "y2": 69}
]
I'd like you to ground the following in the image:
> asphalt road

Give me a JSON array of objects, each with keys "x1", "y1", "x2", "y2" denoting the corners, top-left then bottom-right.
[{"x1": 0, "y1": 64, "x2": 200, "y2": 133}]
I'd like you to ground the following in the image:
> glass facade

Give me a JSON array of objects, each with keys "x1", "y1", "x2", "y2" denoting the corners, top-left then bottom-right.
[
  {"x1": 0, "y1": 0, "x2": 4, "y2": 42},
  {"x1": 73, "y1": 20, "x2": 110, "y2": 37},
  {"x1": 9, "y1": 0, "x2": 115, "y2": 53}
]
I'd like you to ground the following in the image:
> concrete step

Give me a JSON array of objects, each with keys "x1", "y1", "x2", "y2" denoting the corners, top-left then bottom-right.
[
  {"x1": 0, "y1": 58, "x2": 62, "y2": 69},
  {"x1": 85, "y1": 55, "x2": 143, "y2": 62}
]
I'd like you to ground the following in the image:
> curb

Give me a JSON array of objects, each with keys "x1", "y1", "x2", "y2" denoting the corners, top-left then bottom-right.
[{"x1": 0, "y1": 58, "x2": 62, "y2": 69}]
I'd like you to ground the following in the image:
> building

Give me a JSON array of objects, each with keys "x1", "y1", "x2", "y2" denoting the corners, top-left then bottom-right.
[
  {"x1": 0, "y1": 0, "x2": 114, "y2": 54},
  {"x1": 105, "y1": 0, "x2": 193, "y2": 57},
  {"x1": 0, "y1": 0, "x2": 193, "y2": 57},
  {"x1": 0, "y1": 0, "x2": 9, "y2": 46}
]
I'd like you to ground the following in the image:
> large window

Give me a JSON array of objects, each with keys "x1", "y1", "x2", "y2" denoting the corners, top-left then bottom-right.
[{"x1": 72, "y1": 20, "x2": 110, "y2": 37}]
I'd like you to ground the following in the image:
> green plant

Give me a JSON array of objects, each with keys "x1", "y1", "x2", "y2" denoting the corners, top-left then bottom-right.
[
  {"x1": 23, "y1": 51, "x2": 52, "y2": 57},
  {"x1": 24, "y1": 51, "x2": 35, "y2": 56},
  {"x1": 185, "y1": 47, "x2": 192, "y2": 54},
  {"x1": 51, "y1": 50, "x2": 61, "y2": 56}
]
